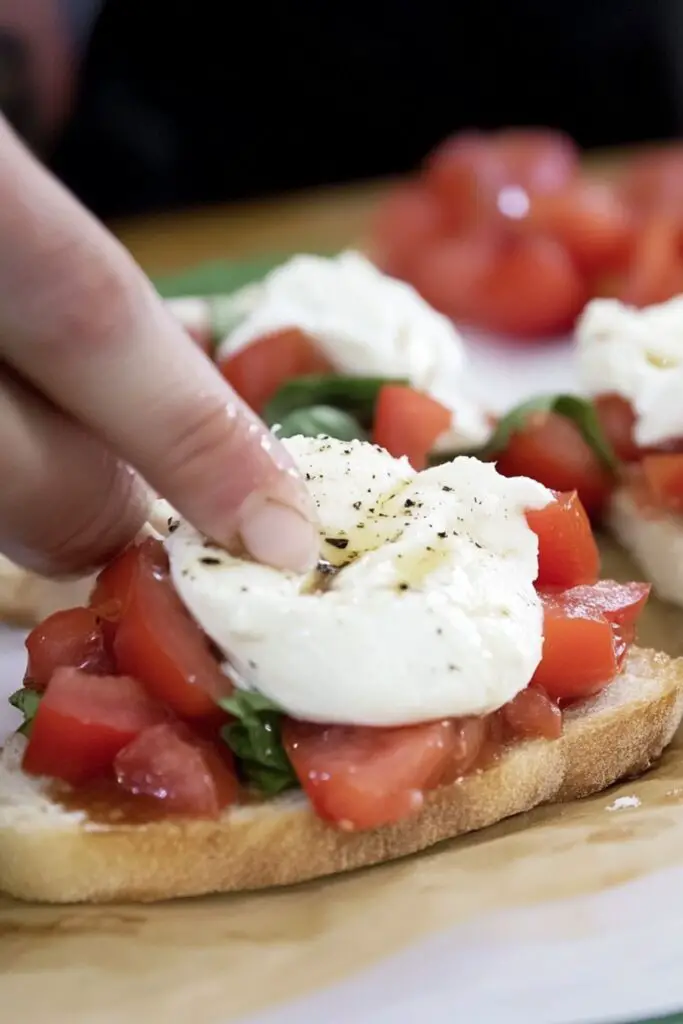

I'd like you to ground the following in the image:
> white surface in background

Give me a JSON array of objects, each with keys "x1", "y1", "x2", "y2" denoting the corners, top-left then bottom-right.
[{"x1": 244, "y1": 864, "x2": 683, "y2": 1024}]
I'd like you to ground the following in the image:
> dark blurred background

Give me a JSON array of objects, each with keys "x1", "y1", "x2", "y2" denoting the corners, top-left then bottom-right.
[{"x1": 3, "y1": 0, "x2": 683, "y2": 219}]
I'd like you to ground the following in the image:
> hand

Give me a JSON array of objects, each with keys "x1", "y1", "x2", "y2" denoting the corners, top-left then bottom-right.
[{"x1": 0, "y1": 116, "x2": 318, "y2": 577}]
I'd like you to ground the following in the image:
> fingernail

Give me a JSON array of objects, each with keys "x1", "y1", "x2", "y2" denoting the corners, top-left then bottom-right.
[{"x1": 238, "y1": 494, "x2": 320, "y2": 573}]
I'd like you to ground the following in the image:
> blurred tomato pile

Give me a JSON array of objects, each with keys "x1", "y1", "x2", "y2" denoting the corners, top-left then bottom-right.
[{"x1": 370, "y1": 129, "x2": 683, "y2": 339}]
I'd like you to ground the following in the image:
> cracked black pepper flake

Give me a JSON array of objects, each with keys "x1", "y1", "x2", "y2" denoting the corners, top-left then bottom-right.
[
  {"x1": 437, "y1": 531, "x2": 447, "y2": 539},
  {"x1": 352, "y1": 500, "x2": 362, "y2": 510},
  {"x1": 404, "y1": 498, "x2": 416, "y2": 508},
  {"x1": 200, "y1": 556, "x2": 222, "y2": 566},
  {"x1": 167, "y1": 517, "x2": 180, "y2": 533},
  {"x1": 441, "y1": 486, "x2": 453, "y2": 492},
  {"x1": 305, "y1": 472, "x2": 312, "y2": 481},
  {"x1": 325, "y1": 537, "x2": 349, "y2": 549},
  {"x1": 398, "y1": 582, "x2": 409, "y2": 591}
]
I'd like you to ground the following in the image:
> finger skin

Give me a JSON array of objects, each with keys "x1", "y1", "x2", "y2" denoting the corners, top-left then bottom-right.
[
  {"x1": 0, "y1": 370, "x2": 149, "y2": 575},
  {"x1": 0, "y1": 116, "x2": 318, "y2": 571}
]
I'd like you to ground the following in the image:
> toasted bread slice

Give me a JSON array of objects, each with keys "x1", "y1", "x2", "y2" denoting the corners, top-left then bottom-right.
[
  {"x1": 609, "y1": 487, "x2": 683, "y2": 607},
  {"x1": 0, "y1": 556, "x2": 93, "y2": 627},
  {"x1": 0, "y1": 646, "x2": 681, "y2": 904}
]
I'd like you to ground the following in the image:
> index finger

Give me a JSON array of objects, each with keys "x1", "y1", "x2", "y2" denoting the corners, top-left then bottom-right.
[{"x1": 0, "y1": 118, "x2": 318, "y2": 572}]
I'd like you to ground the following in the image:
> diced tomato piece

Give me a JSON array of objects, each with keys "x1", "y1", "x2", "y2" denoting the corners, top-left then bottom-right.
[
  {"x1": 370, "y1": 183, "x2": 446, "y2": 278},
  {"x1": 617, "y1": 214, "x2": 683, "y2": 308},
  {"x1": 113, "y1": 542, "x2": 229, "y2": 720},
  {"x1": 372, "y1": 385, "x2": 452, "y2": 470},
  {"x1": 526, "y1": 490, "x2": 599, "y2": 587},
  {"x1": 620, "y1": 147, "x2": 683, "y2": 214},
  {"x1": 566, "y1": 580, "x2": 651, "y2": 630},
  {"x1": 24, "y1": 607, "x2": 113, "y2": 692},
  {"x1": 23, "y1": 668, "x2": 169, "y2": 785},
  {"x1": 533, "y1": 581, "x2": 649, "y2": 700},
  {"x1": 90, "y1": 539, "x2": 164, "y2": 634},
  {"x1": 473, "y1": 236, "x2": 587, "y2": 339},
  {"x1": 114, "y1": 723, "x2": 238, "y2": 818},
  {"x1": 439, "y1": 717, "x2": 488, "y2": 783},
  {"x1": 593, "y1": 393, "x2": 640, "y2": 463},
  {"x1": 283, "y1": 718, "x2": 457, "y2": 830},
  {"x1": 641, "y1": 453, "x2": 683, "y2": 513},
  {"x1": 409, "y1": 232, "x2": 499, "y2": 324},
  {"x1": 502, "y1": 686, "x2": 562, "y2": 740},
  {"x1": 495, "y1": 410, "x2": 615, "y2": 517},
  {"x1": 218, "y1": 329, "x2": 334, "y2": 413},
  {"x1": 424, "y1": 128, "x2": 577, "y2": 232},
  {"x1": 518, "y1": 182, "x2": 635, "y2": 275},
  {"x1": 493, "y1": 128, "x2": 579, "y2": 196},
  {"x1": 424, "y1": 131, "x2": 506, "y2": 231},
  {"x1": 533, "y1": 591, "x2": 618, "y2": 700}
]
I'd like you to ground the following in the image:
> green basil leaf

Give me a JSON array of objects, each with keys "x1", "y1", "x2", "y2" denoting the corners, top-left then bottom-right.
[
  {"x1": 275, "y1": 405, "x2": 367, "y2": 442},
  {"x1": 219, "y1": 690, "x2": 297, "y2": 797},
  {"x1": 444, "y1": 393, "x2": 619, "y2": 472},
  {"x1": 8, "y1": 687, "x2": 41, "y2": 737},
  {"x1": 551, "y1": 395, "x2": 620, "y2": 471},
  {"x1": 478, "y1": 395, "x2": 556, "y2": 457},
  {"x1": 263, "y1": 375, "x2": 407, "y2": 429}
]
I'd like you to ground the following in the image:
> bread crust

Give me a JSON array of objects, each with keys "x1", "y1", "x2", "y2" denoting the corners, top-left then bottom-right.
[{"x1": 0, "y1": 646, "x2": 681, "y2": 904}]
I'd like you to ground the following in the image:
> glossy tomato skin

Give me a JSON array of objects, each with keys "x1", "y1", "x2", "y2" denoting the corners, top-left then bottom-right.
[
  {"x1": 617, "y1": 214, "x2": 683, "y2": 308},
  {"x1": 495, "y1": 410, "x2": 614, "y2": 517},
  {"x1": 620, "y1": 148, "x2": 683, "y2": 214},
  {"x1": 526, "y1": 490, "x2": 599, "y2": 588},
  {"x1": 112, "y1": 541, "x2": 229, "y2": 720},
  {"x1": 533, "y1": 580, "x2": 649, "y2": 701},
  {"x1": 23, "y1": 668, "x2": 170, "y2": 785},
  {"x1": 409, "y1": 232, "x2": 499, "y2": 323},
  {"x1": 502, "y1": 685, "x2": 562, "y2": 740},
  {"x1": 283, "y1": 718, "x2": 457, "y2": 830},
  {"x1": 90, "y1": 540, "x2": 163, "y2": 620},
  {"x1": 641, "y1": 454, "x2": 683, "y2": 512},
  {"x1": 24, "y1": 607, "x2": 112, "y2": 691},
  {"x1": 371, "y1": 183, "x2": 446, "y2": 278},
  {"x1": 372, "y1": 385, "x2": 451, "y2": 470},
  {"x1": 473, "y1": 235, "x2": 588, "y2": 339},
  {"x1": 424, "y1": 131, "x2": 506, "y2": 231},
  {"x1": 517, "y1": 181, "x2": 635, "y2": 275},
  {"x1": 424, "y1": 128, "x2": 578, "y2": 232},
  {"x1": 593, "y1": 394, "x2": 640, "y2": 463},
  {"x1": 115, "y1": 723, "x2": 238, "y2": 818},
  {"x1": 493, "y1": 128, "x2": 579, "y2": 195},
  {"x1": 533, "y1": 591, "x2": 617, "y2": 700},
  {"x1": 218, "y1": 329, "x2": 333, "y2": 413}
]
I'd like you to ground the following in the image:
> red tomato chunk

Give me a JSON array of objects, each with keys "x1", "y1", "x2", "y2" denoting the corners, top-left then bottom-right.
[
  {"x1": 372, "y1": 384, "x2": 452, "y2": 470},
  {"x1": 526, "y1": 490, "x2": 600, "y2": 588},
  {"x1": 25, "y1": 608, "x2": 113, "y2": 691},
  {"x1": 218, "y1": 329, "x2": 333, "y2": 413},
  {"x1": 115, "y1": 723, "x2": 238, "y2": 818},
  {"x1": 23, "y1": 668, "x2": 169, "y2": 785}
]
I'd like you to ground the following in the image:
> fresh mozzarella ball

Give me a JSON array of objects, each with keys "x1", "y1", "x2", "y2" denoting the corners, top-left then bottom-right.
[{"x1": 168, "y1": 436, "x2": 552, "y2": 725}]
